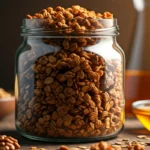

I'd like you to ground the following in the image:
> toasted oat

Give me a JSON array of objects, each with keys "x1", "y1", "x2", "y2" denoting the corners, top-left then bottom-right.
[
  {"x1": 29, "y1": 147, "x2": 37, "y2": 150},
  {"x1": 71, "y1": 148, "x2": 80, "y2": 150},
  {"x1": 122, "y1": 138, "x2": 130, "y2": 141},
  {"x1": 115, "y1": 142, "x2": 122, "y2": 145},
  {"x1": 117, "y1": 139, "x2": 123, "y2": 142},
  {"x1": 139, "y1": 142, "x2": 145, "y2": 145},
  {"x1": 121, "y1": 144, "x2": 128, "y2": 148},
  {"x1": 137, "y1": 135, "x2": 147, "y2": 139},
  {"x1": 77, "y1": 146, "x2": 87, "y2": 149},
  {"x1": 146, "y1": 137, "x2": 150, "y2": 140},
  {"x1": 112, "y1": 144, "x2": 121, "y2": 148}
]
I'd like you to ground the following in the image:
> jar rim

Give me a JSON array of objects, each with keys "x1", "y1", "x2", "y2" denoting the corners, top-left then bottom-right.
[{"x1": 21, "y1": 18, "x2": 119, "y2": 36}]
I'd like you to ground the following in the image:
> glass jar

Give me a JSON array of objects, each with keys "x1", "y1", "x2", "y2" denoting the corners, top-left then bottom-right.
[{"x1": 15, "y1": 18, "x2": 125, "y2": 142}]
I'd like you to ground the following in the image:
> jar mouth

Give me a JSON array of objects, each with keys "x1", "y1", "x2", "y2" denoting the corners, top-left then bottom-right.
[{"x1": 21, "y1": 18, "x2": 119, "y2": 36}]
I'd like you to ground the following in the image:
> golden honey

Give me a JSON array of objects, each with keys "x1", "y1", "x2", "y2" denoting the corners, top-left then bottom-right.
[
  {"x1": 132, "y1": 101, "x2": 150, "y2": 131},
  {"x1": 126, "y1": 71, "x2": 150, "y2": 117}
]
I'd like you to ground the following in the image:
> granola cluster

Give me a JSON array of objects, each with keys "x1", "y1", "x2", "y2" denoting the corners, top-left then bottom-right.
[
  {"x1": 26, "y1": 5, "x2": 113, "y2": 33},
  {"x1": 26, "y1": 5, "x2": 113, "y2": 20},
  {"x1": 16, "y1": 5, "x2": 124, "y2": 139}
]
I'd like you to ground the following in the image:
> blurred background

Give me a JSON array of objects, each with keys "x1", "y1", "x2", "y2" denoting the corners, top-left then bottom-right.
[{"x1": 0, "y1": 0, "x2": 136, "y2": 90}]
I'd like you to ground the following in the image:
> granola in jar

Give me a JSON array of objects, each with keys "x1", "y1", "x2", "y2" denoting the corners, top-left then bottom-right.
[{"x1": 15, "y1": 5, "x2": 125, "y2": 142}]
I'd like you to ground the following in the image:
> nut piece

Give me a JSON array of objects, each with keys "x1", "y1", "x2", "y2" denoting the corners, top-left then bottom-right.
[
  {"x1": 0, "y1": 135, "x2": 20, "y2": 150},
  {"x1": 128, "y1": 143, "x2": 145, "y2": 150},
  {"x1": 59, "y1": 145, "x2": 70, "y2": 150},
  {"x1": 90, "y1": 141, "x2": 121, "y2": 150}
]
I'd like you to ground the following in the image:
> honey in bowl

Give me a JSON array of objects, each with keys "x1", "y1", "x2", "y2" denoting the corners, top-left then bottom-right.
[{"x1": 132, "y1": 100, "x2": 150, "y2": 131}]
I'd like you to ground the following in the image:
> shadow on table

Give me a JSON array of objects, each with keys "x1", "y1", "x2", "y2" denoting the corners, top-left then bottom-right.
[
  {"x1": 0, "y1": 130, "x2": 100, "y2": 146},
  {"x1": 0, "y1": 130, "x2": 60, "y2": 146}
]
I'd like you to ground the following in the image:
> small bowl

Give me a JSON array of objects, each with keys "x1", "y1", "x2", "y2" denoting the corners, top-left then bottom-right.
[
  {"x1": 132, "y1": 100, "x2": 150, "y2": 131},
  {"x1": 0, "y1": 97, "x2": 15, "y2": 119}
]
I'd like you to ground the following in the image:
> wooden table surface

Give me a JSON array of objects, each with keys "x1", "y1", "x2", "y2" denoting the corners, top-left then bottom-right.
[{"x1": 0, "y1": 113, "x2": 150, "y2": 150}]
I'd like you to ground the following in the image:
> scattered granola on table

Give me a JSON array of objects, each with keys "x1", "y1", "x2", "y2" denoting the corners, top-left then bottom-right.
[
  {"x1": 58, "y1": 140, "x2": 146, "y2": 150},
  {"x1": 1, "y1": 134, "x2": 149, "y2": 150}
]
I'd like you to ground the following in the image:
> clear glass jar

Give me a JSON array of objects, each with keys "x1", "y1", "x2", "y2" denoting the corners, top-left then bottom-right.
[{"x1": 15, "y1": 18, "x2": 125, "y2": 142}]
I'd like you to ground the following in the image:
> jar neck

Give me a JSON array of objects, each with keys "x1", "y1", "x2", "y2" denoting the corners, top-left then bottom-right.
[
  {"x1": 24, "y1": 35, "x2": 116, "y2": 41},
  {"x1": 21, "y1": 19, "x2": 119, "y2": 37},
  {"x1": 23, "y1": 36, "x2": 117, "y2": 48}
]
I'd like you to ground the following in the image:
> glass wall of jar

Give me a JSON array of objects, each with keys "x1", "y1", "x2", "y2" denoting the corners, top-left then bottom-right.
[{"x1": 15, "y1": 19, "x2": 125, "y2": 142}]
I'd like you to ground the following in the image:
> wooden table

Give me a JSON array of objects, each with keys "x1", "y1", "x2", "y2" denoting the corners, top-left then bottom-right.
[{"x1": 0, "y1": 113, "x2": 150, "y2": 150}]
